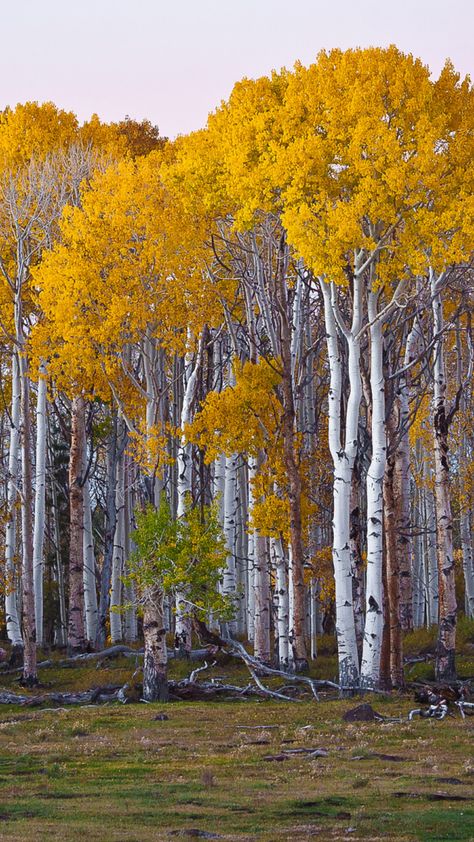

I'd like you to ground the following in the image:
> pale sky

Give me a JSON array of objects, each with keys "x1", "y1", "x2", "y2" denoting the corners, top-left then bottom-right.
[{"x1": 1, "y1": 0, "x2": 472, "y2": 139}]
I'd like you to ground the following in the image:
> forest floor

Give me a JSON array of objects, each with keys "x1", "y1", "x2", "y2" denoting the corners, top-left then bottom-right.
[{"x1": 0, "y1": 623, "x2": 473, "y2": 842}]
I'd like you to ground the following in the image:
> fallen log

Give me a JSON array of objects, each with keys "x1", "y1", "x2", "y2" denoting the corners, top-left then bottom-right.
[
  {"x1": 0, "y1": 685, "x2": 122, "y2": 707},
  {"x1": 0, "y1": 646, "x2": 212, "y2": 675}
]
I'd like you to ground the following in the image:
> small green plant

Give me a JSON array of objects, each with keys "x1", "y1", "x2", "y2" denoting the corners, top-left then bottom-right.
[{"x1": 123, "y1": 494, "x2": 234, "y2": 623}]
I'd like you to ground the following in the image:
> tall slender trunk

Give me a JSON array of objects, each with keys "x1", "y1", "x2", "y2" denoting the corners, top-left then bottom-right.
[
  {"x1": 320, "y1": 275, "x2": 362, "y2": 688},
  {"x1": 253, "y1": 532, "x2": 271, "y2": 662},
  {"x1": 423, "y1": 459, "x2": 439, "y2": 625},
  {"x1": 361, "y1": 290, "x2": 386, "y2": 689},
  {"x1": 222, "y1": 452, "x2": 239, "y2": 636},
  {"x1": 431, "y1": 272, "x2": 456, "y2": 681},
  {"x1": 175, "y1": 335, "x2": 204, "y2": 654},
  {"x1": 20, "y1": 356, "x2": 37, "y2": 684},
  {"x1": 460, "y1": 464, "x2": 474, "y2": 617},
  {"x1": 123, "y1": 455, "x2": 138, "y2": 641},
  {"x1": 235, "y1": 463, "x2": 248, "y2": 635},
  {"x1": 271, "y1": 537, "x2": 289, "y2": 668},
  {"x1": 383, "y1": 409, "x2": 403, "y2": 688},
  {"x1": 110, "y1": 444, "x2": 125, "y2": 643},
  {"x1": 350, "y1": 458, "x2": 364, "y2": 654},
  {"x1": 395, "y1": 319, "x2": 420, "y2": 632},
  {"x1": 67, "y1": 395, "x2": 86, "y2": 654},
  {"x1": 48, "y1": 414, "x2": 67, "y2": 647},
  {"x1": 83, "y1": 470, "x2": 99, "y2": 644},
  {"x1": 412, "y1": 472, "x2": 425, "y2": 628},
  {"x1": 33, "y1": 362, "x2": 47, "y2": 647},
  {"x1": 277, "y1": 242, "x2": 307, "y2": 671},
  {"x1": 96, "y1": 410, "x2": 118, "y2": 649},
  {"x1": 246, "y1": 456, "x2": 256, "y2": 642},
  {"x1": 458, "y1": 331, "x2": 474, "y2": 618},
  {"x1": 5, "y1": 349, "x2": 23, "y2": 658}
]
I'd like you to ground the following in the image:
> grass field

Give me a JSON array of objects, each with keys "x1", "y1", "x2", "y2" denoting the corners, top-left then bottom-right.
[{"x1": 0, "y1": 630, "x2": 472, "y2": 842}]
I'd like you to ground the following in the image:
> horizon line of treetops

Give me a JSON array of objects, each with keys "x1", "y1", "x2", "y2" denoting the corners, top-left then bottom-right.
[{"x1": 0, "y1": 45, "x2": 472, "y2": 701}]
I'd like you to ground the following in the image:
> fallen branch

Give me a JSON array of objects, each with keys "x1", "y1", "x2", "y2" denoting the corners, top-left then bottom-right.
[
  {"x1": 0, "y1": 685, "x2": 122, "y2": 707},
  {"x1": 187, "y1": 660, "x2": 217, "y2": 684},
  {"x1": 408, "y1": 700, "x2": 449, "y2": 720},
  {"x1": 456, "y1": 701, "x2": 474, "y2": 719},
  {"x1": 247, "y1": 666, "x2": 301, "y2": 702},
  {"x1": 0, "y1": 646, "x2": 212, "y2": 675},
  {"x1": 225, "y1": 639, "x2": 329, "y2": 699}
]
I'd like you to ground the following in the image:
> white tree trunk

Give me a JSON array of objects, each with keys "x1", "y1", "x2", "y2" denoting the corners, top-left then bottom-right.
[
  {"x1": 287, "y1": 544, "x2": 295, "y2": 668},
  {"x1": 123, "y1": 455, "x2": 137, "y2": 642},
  {"x1": 32, "y1": 363, "x2": 47, "y2": 647},
  {"x1": 246, "y1": 456, "x2": 256, "y2": 642},
  {"x1": 431, "y1": 271, "x2": 456, "y2": 681},
  {"x1": 423, "y1": 469, "x2": 439, "y2": 625},
  {"x1": 235, "y1": 462, "x2": 247, "y2": 635},
  {"x1": 5, "y1": 349, "x2": 23, "y2": 652},
  {"x1": 253, "y1": 532, "x2": 271, "y2": 662},
  {"x1": 320, "y1": 275, "x2": 362, "y2": 688},
  {"x1": 222, "y1": 452, "x2": 239, "y2": 636},
  {"x1": 83, "y1": 473, "x2": 99, "y2": 644},
  {"x1": 175, "y1": 336, "x2": 204, "y2": 654},
  {"x1": 361, "y1": 291, "x2": 386, "y2": 689},
  {"x1": 271, "y1": 537, "x2": 289, "y2": 668},
  {"x1": 109, "y1": 449, "x2": 125, "y2": 643}
]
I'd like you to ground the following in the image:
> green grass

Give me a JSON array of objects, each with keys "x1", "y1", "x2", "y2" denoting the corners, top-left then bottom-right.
[
  {"x1": 0, "y1": 695, "x2": 472, "y2": 841},
  {"x1": 0, "y1": 627, "x2": 472, "y2": 841}
]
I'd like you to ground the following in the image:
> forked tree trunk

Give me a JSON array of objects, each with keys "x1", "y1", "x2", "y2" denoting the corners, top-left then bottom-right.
[
  {"x1": 67, "y1": 395, "x2": 86, "y2": 655},
  {"x1": 320, "y1": 275, "x2": 362, "y2": 688}
]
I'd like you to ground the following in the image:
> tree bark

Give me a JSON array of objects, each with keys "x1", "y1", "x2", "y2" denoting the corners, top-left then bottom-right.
[
  {"x1": 361, "y1": 291, "x2": 386, "y2": 689},
  {"x1": 110, "y1": 443, "x2": 125, "y2": 643},
  {"x1": 20, "y1": 356, "x2": 37, "y2": 685},
  {"x1": 394, "y1": 319, "x2": 420, "y2": 632},
  {"x1": 96, "y1": 410, "x2": 118, "y2": 649},
  {"x1": 253, "y1": 532, "x2": 271, "y2": 663},
  {"x1": 33, "y1": 362, "x2": 47, "y2": 647},
  {"x1": 142, "y1": 586, "x2": 168, "y2": 702},
  {"x1": 82, "y1": 412, "x2": 98, "y2": 645},
  {"x1": 383, "y1": 409, "x2": 403, "y2": 688},
  {"x1": 67, "y1": 395, "x2": 86, "y2": 655},
  {"x1": 319, "y1": 275, "x2": 362, "y2": 688},
  {"x1": 431, "y1": 272, "x2": 456, "y2": 681},
  {"x1": 5, "y1": 348, "x2": 23, "y2": 657},
  {"x1": 277, "y1": 241, "x2": 307, "y2": 671},
  {"x1": 271, "y1": 537, "x2": 290, "y2": 668}
]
